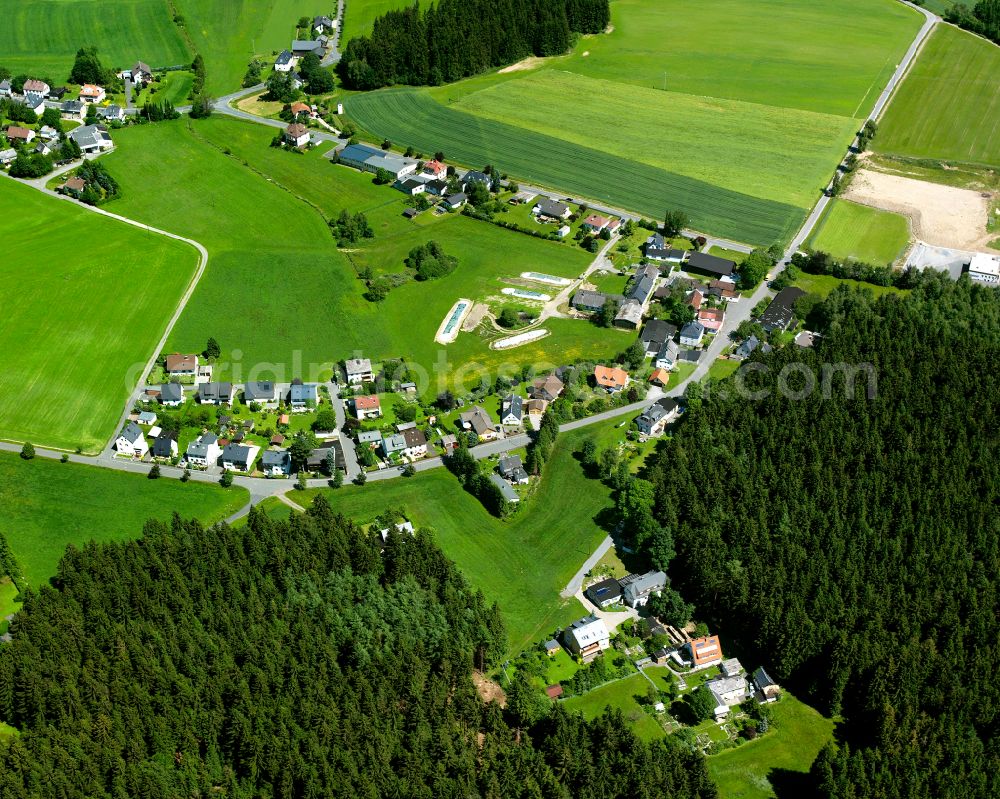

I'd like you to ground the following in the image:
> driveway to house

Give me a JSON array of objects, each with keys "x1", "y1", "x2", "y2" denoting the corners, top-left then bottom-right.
[
  {"x1": 321, "y1": 0, "x2": 347, "y2": 66},
  {"x1": 561, "y1": 535, "x2": 614, "y2": 598}
]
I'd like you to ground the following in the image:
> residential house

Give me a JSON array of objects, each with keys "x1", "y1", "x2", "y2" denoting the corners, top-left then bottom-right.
[
  {"x1": 38, "y1": 125, "x2": 59, "y2": 141},
  {"x1": 165, "y1": 353, "x2": 198, "y2": 376},
  {"x1": 444, "y1": 192, "x2": 466, "y2": 209},
  {"x1": 261, "y1": 449, "x2": 292, "y2": 477},
  {"x1": 396, "y1": 177, "x2": 425, "y2": 196},
  {"x1": 707, "y1": 676, "x2": 750, "y2": 719},
  {"x1": 353, "y1": 394, "x2": 381, "y2": 420},
  {"x1": 60, "y1": 100, "x2": 85, "y2": 121},
  {"x1": 137, "y1": 411, "x2": 158, "y2": 426},
  {"x1": 708, "y1": 279, "x2": 739, "y2": 301},
  {"x1": 753, "y1": 667, "x2": 782, "y2": 701},
  {"x1": 680, "y1": 321, "x2": 705, "y2": 347},
  {"x1": 439, "y1": 433, "x2": 459, "y2": 452},
  {"x1": 686, "y1": 251, "x2": 736, "y2": 279},
  {"x1": 530, "y1": 374, "x2": 564, "y2": 402},
  {"x1": 582, "y1": 213, "x2": 611, "y2": 233},
  {"x1": 698, "y1": 306, "x2": 725, "y2": 332},
  {"x1": 5, "y1": 126, "x2": 34, "y2": 144},
  {"x1": 98, "y1": 104, "x2": 125, "y2": 123},
  {"x1": 157, "y1": 382, "x2": 184, "y2": 407},
  {"x1": 571, "y1": 289, "x2": 610, "y2": 313},
  {"x1": 489, "y1": 473, "x2": 520, "y2": 503},
  {"x1": 459, "y1": 406, "x2": 496, "y2": 440},
  {"x1": 129, "y1": 61, "x2": 153, "y2": 85},
  {"x1": 687, "y1": 288, "x2": 704, "y2": 311},
  {"x1": 307, "y1": 440, "x2": 345, "y2": 472},
  {"x1": 500, "y1": 394, "x2": 523, "y2": 427},
  {"x1": 79, "y1": 84, "x2": 106, "y2": 103},
  {"x1": 422, "y1": 178, "x2": 448, "y2": 196},
  {"x1": 586, "y1": 578, "x2": 622, "y2": 609},
  {"x1": 462, "y1": 170, "x2": 493, "y2": 191},
  {"x1": 284, "y1": 122, "x2": 310, "y2": 147},
  {"x1": 635, "y1": 398, "x2": 680, "y2": 437},
  {"x1": 594, "y1": 365, "x2": 629, "y2": 393},
  {"x1": 734, "y1": 334, "x2": 772, "y2": 360},
  {"x1": 357, "y1": 430, "x2": 383, "y2": 447},
  {"x1": 645, "y1": 232, "x2": 687, "y2": 263},
  {"x1": 401, "y1": 427, "x2": 428, "y2": 458},
  {"x1": 613, "y1": 299, "x2": 643, "y2": 329},
  {"x1": 382, "y1": 433, "x2": 407, "y2": 458},
  {"x1": 563, "y1": 615, "x2": 611, "y2": 662},
  {"x1": 344, "y1": 357, "x2": 374, "y2": 385},
  {"x1": 219, "y1": 444, "x2": 259, "y2": 473},
  {"x1": 33, "y1": 140, "x2": 52, "y2": 156},
  {"x1": 759, "y1": 287, "x2": 805, "y2": 333},
  {"x1": 291, "y1": 39, "x2": 324, "y2": 56},
  {"x1": 69, "y1": 124, "x2": 113, "y2": 153},
  {"x1": 498, "y1": 454, "x2": 529, "y2": 485},
  {"x1": 544, "y1": 639, "x2": 561, "y2": 656},
  {"x1": 290, "y1": 101, "x2": 311, "y2": 118},
  {"x1": 244, "y1": 380, "x2": 277, "y2": 405},
  {"x1": 151, "y1": 431, "x2": 178, "y2": 459},
  {"x1": 197, "y1": 382, "x2": 233, "y2": 406},
  {"x1": 622, "y1": 570, "x2": 666, "y2": 607},
  {"x1": 270, "y1": 434, "x2": 285, "y2": 447},
  {"x1": 640, "y1": 319, "x2": 677, "y2": 356},
  {"x1": 185, "y1": 433, "x2": 222, "y2": 467},
  {"x1": 686, "y1": 635, "x2": 723, "y2": 667},
  {"x1": 274, "y1": 49, "x2": 296, "y2": 72},
  {"x1": 794, "y1": 330, "x2": 816, "y2": 348},
  {"x1": 969, "y1": 252, "x2": 1000, "y2": 284},
  {"x1": 532, "y1": 197, "x2": 570, "y2": 220},
  {"x1": 654, "y1": 339, "x2": 681, "y2": 371},
  {"x1": 21, "y1": 93, "x2": 46, "y2": 117},
  {"x1": 61, "y1": 177, "x2": 87, "y2": 197},
  {"x1": 422, "y1": 159, "x2": 447, "y2": 179},
  {"x1": 627, "y1": 274, "x2": 656, "y2": 306},
  {"x1": 23, "y1": 79, "x2": 50, "y2": 96},
  {"x1": 115, "y1": 422, "x2": 148, "y2": 457},
  {"x1": 289, "y1": 381, "x2": 319, "y2": 411},
  {"x1": 313, "y1": 14, "x2": 336, "y2": 33},
  {"x1": 0, "y1": 80, "x2": 10, "y2": 97},
  {"x1": 720, "y1": 658, "x2": 744, "y2": 678},
  {"x1": 648, "y1": 368, "x2": 670, "y2": 387},
  {"x1": 337, "y1": 143, "x2": 417, "y2": 179},
  {"x1": 48, "y1": 86, "x2": 67, "y2": 100},
  {"x1": 0, "y1": 148, "x2": 16, "y2": 166}
]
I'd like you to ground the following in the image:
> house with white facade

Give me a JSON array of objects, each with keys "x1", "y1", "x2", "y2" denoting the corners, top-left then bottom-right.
[
  {"x1": 115, "y1": 422, "x2": 148, "y2": 457},
  {"x1": 185, "y1": 433, "x2": 222, "y2": 468},
  {"x1": 563, "y1": 615, "x2": 611, "y2": 662},
  {"x1": 345, "y1": 357, "x2": 375, "y2": 385}
]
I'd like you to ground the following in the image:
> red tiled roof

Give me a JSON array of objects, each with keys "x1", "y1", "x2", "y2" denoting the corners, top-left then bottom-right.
[
  {"x1": 354, "y1": 394, "x2": 381, "y2": 410},
  {"x1": 594, "y1": 365, "x2": 628, "y2": 388}
]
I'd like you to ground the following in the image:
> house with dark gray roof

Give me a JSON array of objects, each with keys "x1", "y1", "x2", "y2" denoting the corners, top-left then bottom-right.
[
  {"x1": 197, "y1": 382, "x2": 233, "y2": 406},
  {"x1": 291, "y1": 39, "x2": 324, "y2": 55},
  {"x1": 462, "y1": 170, "x2": 493, "y2": 191},
  {"x1": 157, "y1": 382, "x2": 184, "y2": 407},
  {"x1": 307, "y1": 440, "x2": 345, "y2": 472},
  {"x1": 654, "y1": 339, "x2": 680, "y2": 370},
  {"x1": 759, "y1": 287, "x2": 805, "y2": 333},
  {"x1": 498, "y1": 454, "x2": 529, "y2": 484},
  {"x1": 686, "y1": 251, "x2": 736, "y2": 278},
  {"x1": 635, "y1": 398, "x2": 680, "y2": 437},
  {"x1": 532, "y1": 197, "x2": 570, "y2": 219},
  {"x1": 219, "y1": 443, "x2": 259, "y2": 472},
  {"x1": 69, "y1": 124, "x2": 113, "y2": 153},
  {"x1": 185, "y1": 433, "x2": 221, "y2": 467},
  {"x1": 114, "y1": 422, "x2": 148, "y2": 457},
  {"x1": 489, "y1": 473, "x2": 520, "y2": 504},
  {"x1": 244, "y1": 380, "x2": 277, "y2": 404},
  {"x1": 623, "y1": 570, "x2": 667, "y2": 607},
  {"x1": 628, "y1": 275, "x2": 656, "y2": 305},
  {"x1": 572, "y1": 289, "x2": 609, "y2": 313},
  {"x1": 261, "y1": 449, "x2": 291, "y2": 476},
  {"x1": 680, "y1": 321, "x2": 705, "y2": 346},
  {"x1": 641, "y1": 319, "x2": 677, "y2": 356},
  {"x1": 274, "y1": 49, "x2": 295, "y2": 71},
  {"x1": 500, "y1": 394, "x2": 523, "y2": 426},
  {"x1": 586, "y1": 578, "x2": 622, "y2": 608},
  {"x1": 151, "y1": 430, "x2": 177, "y2": 459}
]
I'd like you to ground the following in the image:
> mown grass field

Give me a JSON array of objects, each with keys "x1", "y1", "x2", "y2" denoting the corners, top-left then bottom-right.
[
  {"x1": 807, "y1": 200, "x2": 910, "y2": 265},
  {"x1": 562, "y1": 673, "x2": 665, "y2": 741},
  {"x1": 341, "y1": 0, "x2": 404, "y2": 41},
  {"x1": 876, "y1": 25, "x2": 1000, "y2": 167},
  {"x1": 133, "y1": 70, "x2": 195, "y2": 107},
  {"x1": 450, "y1": 70, "x2": 856, "y2": 210},
  {"x1": 792, "y1": 272, "x2": 907, "y2": 300},
  {"x1": 0, "y1": 178, "x2": 199, "y2": 453},
  {"x1": 0, "y1": 452, "x2": 248, "y2": 614},
  {"x1": 103, "y1": 117, "x2": 619, "y2": 389},
  {"x1": 707, "y1": 697, "x2": 835, "y2": 799},
  {"x1": 297, "y1": 421, "x2": 629, "y2": 651},
  {"x1": 346, "y1": 89, "x2": 803, "y2": 244},
  {"x1": 0, "y1": 0, "x2": 190, "y2": 79}
]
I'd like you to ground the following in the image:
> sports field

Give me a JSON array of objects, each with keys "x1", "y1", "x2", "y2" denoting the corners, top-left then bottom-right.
[
  {"x1": 103, "y1": 117, "x2": 619, "y2": 387},
  {"x1": 343, "y1": 0, "x2": 921, "y2": 244},
  {"x1": 807, "y1": 200, "x2": 910, "y2": 265},
  {"x1": 0, "y1": 178, "x2": 199, "y2": 453},
  {"x1": 0, "y1": 452, "x2": 248, "y2": 614},
  {"x1": 876, "y1": 25, "x2": 1000, "y2": 167},
  {"x1": 0, "y1": 0, "x2": 190, "y2": 79},
  {"x1": 298, "y1": 421, "x2": 622, "y2": 651}
]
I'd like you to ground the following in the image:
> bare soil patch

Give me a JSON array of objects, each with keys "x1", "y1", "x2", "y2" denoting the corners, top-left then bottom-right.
[
  {"x1": 845, "y1": 168, "x2": 994, "y2": 250},
  {"x1": 498, "y1": 56, "x2": 547, "y2": 74},
  {"x1": 473, "y1": 671, "x2": 506, "y2": 707}
]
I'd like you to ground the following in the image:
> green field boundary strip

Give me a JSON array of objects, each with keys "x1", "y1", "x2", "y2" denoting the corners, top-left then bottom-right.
[{"x1": 346, "y1": 89, "x2": 805, "y2": 244}]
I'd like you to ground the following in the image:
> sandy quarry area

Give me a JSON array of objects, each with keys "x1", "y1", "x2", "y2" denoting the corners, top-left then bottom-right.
[{"x1": 845, "y1": 168, "x2": 994, "y2": 250}]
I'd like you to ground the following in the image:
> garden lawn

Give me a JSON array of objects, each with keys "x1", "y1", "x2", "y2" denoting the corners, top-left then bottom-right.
[
  {"x1": 133, "y1": 70, "x2": 195, "y2": 107},
  {"x1": 340, "y1": 0, "x2": 410, "y2": 41},
  {"x1": 0, "y1": 177, "x2": 199, "y2": 453},
  {"x1": 0, "y1": 451, "x2": 248, "y2": 613},
  {"x1": 707, "y1": 696, "x2": 835, "y2": 799},
  {"x1": 708, "y1": 360, "x2": 741, "y2": 383},
  {"x1": 0, "y1": 0, "x2": 190, "y2": 80},
  {"x1": 103, "y1": 117, "x2": 619, "y2": 391},
  {"x1": 806, "y1": 200, "x2": 910, "y2": 265},
  {"x1": 561, "y1": 673, "x2": 664, "y2": 742},
  {"x1": 876, "y1": 25, "x2": 1000, "y2": 167},
  {"x1": 297, "y1": 421, "x2": 621, "y2": 651}
]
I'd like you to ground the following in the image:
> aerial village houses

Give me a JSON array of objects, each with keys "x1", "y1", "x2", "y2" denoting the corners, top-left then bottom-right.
[
  {"x1": 685, "y1": 251, "x2": 736, "y2": 279},
  {"x1": 640, "y1": 320, "x2": 677, "y2": 357},
  {"x1": 563, "y1": 615, "x2": 611, "y2": 662},
  {"x1": 533, "y1": 197, "x2": 571, "y2": 220},
  {"x1": 219, "y1": 444, "x2": 260, "y2": 473},
  {"x1": 401, "y1": 427, "x2": 428, "y2": 458},
  {"x1": 69, "y1": 125, "x2": 114, "y2": 154},
  {"x1": 500, "y1": 394, "x2": 524, "y2": 427},
  {"x1": 530, "y1": 374, "x2": 564, "y2": 402},
  {"x1": 79, "y1": 84, "x2": 106, "y2": 103},
  {"x1": 621, "y1": 570, "x2": 666, "y2": 607},
  {"x1": 261, "y1": 449, "x2": 292, "y2": 477},
  {"x1": 275, "y1": 50, "x2": 296, "y2": 72},
  {"x1": 115, "y1": 422, "x2": 148, "y2": 458},
  {"x1": 460, "y1": 406, "x2": 497, "y2": 441},
  {"x1": 165, "y1": 353, "x2": 198, "y2": 377},
  {"x1": 185, "y1": 433, "x2": 222, "y2": 467},
  {"x1": 338, "y1": 143, "x2": 417, "y2": 180},
  {"x1": 586, "y1": 578, "x2": 622, "y2": 608},
  {"x1": 152, "y1": 431, "x2": 178, "y2": 460},
  {"x1": 289, "y1": 381, "x2": 319, "y2": 411},
  {"x1": 244, "y1": 380, "x2": 277, "y2": 406},
  {"x1": 635, "y1": 398, "x2": 681, "y2": 436},
  {"x1": 680, "y1": 321, "x2": 705, "y2": 347},
  {"x1": 353, "y1": 394, "x2": 382, "y2": 420},
  {"x1": 498, "y1": 454, "x2": 529, "y2": 485},
  {"x1": 707, "y1": 675, "x2": 750, "y2": 720},
  {"x1": 344, "y1": 357, "x2": 375, "y2": 385},
  {"x1": 197, "y1": 382, "x2": 233, "y2": 406},
  {"x1": 759, "y1": 287, "x2": 806, "y2": 333},
  {"x1": 285, "y1": 123, "x2": 310, "y2": 147},
  {"x1": 614, "y1": 300, "x2": 644, "y2": 329}
]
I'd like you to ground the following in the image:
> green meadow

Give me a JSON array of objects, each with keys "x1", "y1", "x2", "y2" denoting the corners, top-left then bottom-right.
[
  {"x1": 0, "y1": 178, "x2": 199, "y2": 453},
  {"x1": 340, "y1": 0, "x2": 405, "y2": 41},
  {"x1": 0, "y1": 452, "x2": 248, "y2": 614},
  {"x1": 807, "y1": 200, "x2": 910, "y2": 265},
  {"x1": 0, "y1": 0, "x2": 190, "y2": 80},
  {"x1": 102, "y1": 117, "x2": 619, "y2": 388},
  {"x1": 297, "y1": 421, "x2": 630, "y2": 651},
  {"x1": 876, "y1": 25, "x2": 1000, "y2": 167}
]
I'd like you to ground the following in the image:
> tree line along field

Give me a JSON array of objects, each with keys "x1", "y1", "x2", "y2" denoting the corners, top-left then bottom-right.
[
  {"x1": 102, "y1": 118, "x2": 622, "y2": 388},
  {"x1": 0, "y1": 0, "x2": 190, "y2": 79},
  {"x1": 875, "y1": 24, "x2": 1000, "y2": 168},
  {"x1": 806, "y1": 199, "x2": 911, "y2": 265},
  {"x1": 0, "y1": 452, "x2": 248, "y2": 616},
  {"x1": 0, "y1": 178, "x2": 200, "y2": 453}
]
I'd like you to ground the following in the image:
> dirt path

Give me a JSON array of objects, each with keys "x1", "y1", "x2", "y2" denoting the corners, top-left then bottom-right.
[{"x1": 844, "y1": 168, "x2": 994, "y2": 250}]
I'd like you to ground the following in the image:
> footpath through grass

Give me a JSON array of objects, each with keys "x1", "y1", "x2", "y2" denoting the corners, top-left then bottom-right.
[
  {"x1": 876, "y1": 25, "x2": 1000, "y2": 168},
  {"x1": 0, "y1": 452, "x2": 248, "y2": 615},
  {"x1": 806, "y1": 200, "x2": 910, "y2": 265},
  {"x1": 298, "y1": 421, "x2": 625, "y2": 651},
  {"x1": 0, "y1": 177, "x2": 199, "y2": 453}
]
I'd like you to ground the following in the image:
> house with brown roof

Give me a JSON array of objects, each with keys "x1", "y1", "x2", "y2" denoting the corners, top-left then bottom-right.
[
  {"x1": 61, "y1": 177, "x2": 86, "y2": 197},
  {"x1": 582, "y1": 213, "x2": 611, "y2": 233},
  {"x1": 594, "y1": 365, "x2": 629, "y2": 393},
  {"x1": 353, "y1": 394, "x2": 382, "y2": 420},
  {"x1": 23, "y1": 79, "x2": 50, "y2": 96},
  {"x1": 649, "y1": 368, "x2": 670, "y2": 387},
  {"x1": 5, "y1": 126, "x2": 35, "y2": 144},
  {"x1": 401, "y1": 427, "x2": 428, "y2": 458},
  {"x1": 79, "y1": 84, "x2": 106, "y2": 103},
  {"x1": 530, "y1": 374, "x2": 564, "y2": 402},
  {"x1": 459, "y1": 406, "x2": 497, "y2": 440},
  {"x1": 165, "y1": 353, "x2": 198, "y2": 376},
  {"x1": 290, "y1": 101, "x2": 312, "y2": 117},
  {"x1": 284, "y1": 122, "x2": 310, "y2": 147}
]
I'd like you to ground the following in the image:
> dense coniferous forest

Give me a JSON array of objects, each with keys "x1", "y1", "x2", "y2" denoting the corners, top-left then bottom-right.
[
  {"x1": 340, "y1": 0, "x2": 610, "y2": 89},
  {"x1": 641, "y1": 273, "x2": 1000, "y2": 798},
  {"x1": 0, "y1": 500, "x2": 716, "y2": 799}
]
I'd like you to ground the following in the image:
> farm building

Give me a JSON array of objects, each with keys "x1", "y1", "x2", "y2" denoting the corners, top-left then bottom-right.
[
  {"x1": 337, "y1": 143, "x2": 417, "y2": 179},
  {"x1": 759, "y1": 287, "x2": 806, "y2": 332},
  {"x1": 686, "y1": 251, "x2": 736, "y2": 278},
  {"x1": 614, "y1": 299, "x2": 643, "y2": 329}
]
